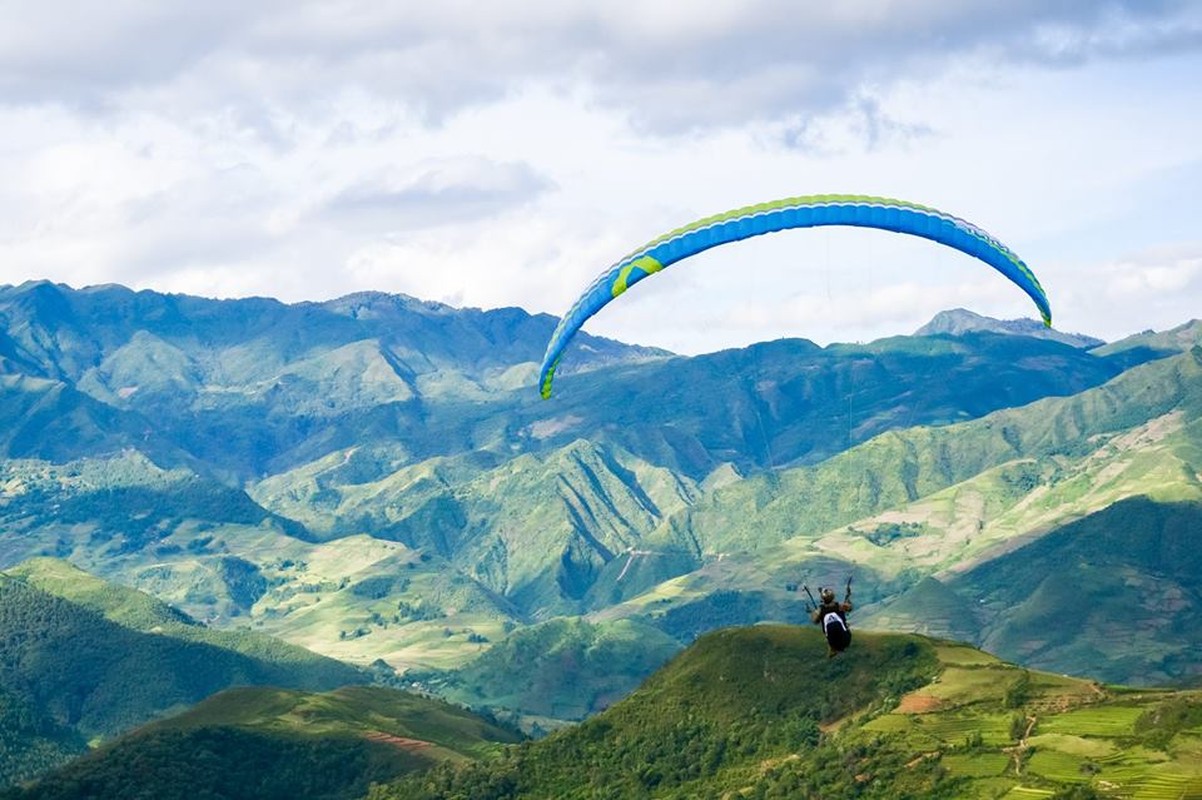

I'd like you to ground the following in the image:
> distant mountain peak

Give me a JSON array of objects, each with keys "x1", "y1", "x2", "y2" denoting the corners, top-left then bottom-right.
[
  {"x1": 915, "y1": 308, "x2": 1104, "y2": 348},
  {"x1": 321, "y1": 290, "x2": 453, "y2": 317}
]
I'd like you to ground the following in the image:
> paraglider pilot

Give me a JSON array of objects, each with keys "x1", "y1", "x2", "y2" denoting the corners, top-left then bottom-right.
[{"x1": 810, "y1": 579, "x2": 853, "y2": 657}]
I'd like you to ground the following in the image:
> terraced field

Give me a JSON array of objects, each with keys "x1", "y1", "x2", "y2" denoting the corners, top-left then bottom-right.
[{"x1": 852, "y1": 643, "x2": 1202, "y2": 798}]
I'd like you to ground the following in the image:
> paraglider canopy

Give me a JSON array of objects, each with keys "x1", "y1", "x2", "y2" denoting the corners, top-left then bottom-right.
[{"x1": 538, "y1": 194, "x2": 1052, "y2": 398}]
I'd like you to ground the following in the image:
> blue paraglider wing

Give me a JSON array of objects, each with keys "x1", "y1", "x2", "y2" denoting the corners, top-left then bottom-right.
[{"x1": 539, "y1": 194, "x2": 1051, "y2": 398}]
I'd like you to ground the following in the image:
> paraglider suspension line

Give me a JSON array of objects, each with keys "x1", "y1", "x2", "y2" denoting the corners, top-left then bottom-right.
[{"x1": 802, "y1": 584, "x2": 818, "y2": 613}]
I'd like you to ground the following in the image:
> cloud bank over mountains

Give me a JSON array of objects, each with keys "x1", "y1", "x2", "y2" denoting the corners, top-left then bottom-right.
[{"x1": 2, "y1": 2, "x2": 1200, "y2": 352}]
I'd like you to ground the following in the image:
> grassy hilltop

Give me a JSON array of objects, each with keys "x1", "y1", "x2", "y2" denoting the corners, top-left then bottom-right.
[
  {"x1": 375, "y1": 626, "x2": 1202, "y2": 800},
  {"x1": 4, "y1": 685, "x2": 522, "y2": 800}
]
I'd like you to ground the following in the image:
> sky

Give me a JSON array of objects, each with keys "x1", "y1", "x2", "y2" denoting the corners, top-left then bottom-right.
[{"x1": 2, "y1": 1, "x2": 1201, "y2": 355}]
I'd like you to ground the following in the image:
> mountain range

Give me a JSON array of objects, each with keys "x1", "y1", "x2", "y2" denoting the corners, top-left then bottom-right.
[{"x1": 2, "y1": 279, "x2": 1202, "y2": 736}]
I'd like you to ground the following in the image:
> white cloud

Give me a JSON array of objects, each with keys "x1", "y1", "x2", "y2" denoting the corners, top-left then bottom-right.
[
  {"x1": 5, "y1": 2, "x2": 1198, "y2": 127},
  {"x1": 320, "y1": 157, "x2": 554, "y2": 248},
  {"x1": 1, "y1": 2, "x2": 1201, "y2": 352},
  {"x1": 1102, "y1": 245, "x2": 1202, "y2": 298}
]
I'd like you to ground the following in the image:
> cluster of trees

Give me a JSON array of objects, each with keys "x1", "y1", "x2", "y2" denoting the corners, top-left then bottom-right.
[
  {"x1": 861, "y1": 522, "x2": 925, "y2": 547},
  {"x1": 3, "y1": 727, "x2": 418, "y2": 800},
  {"x1": 1135, "y1": 696, "x2": 1202, "y2": 751},
  {"x1": 369, "y1": 712, "x2": 964, "y2": 800},
  {"x1": 11, "y1": 482, "x2": 273, "y2": 556},
  {"x1": 0, "y1": 688, "x2": 84, "y2": 789}
]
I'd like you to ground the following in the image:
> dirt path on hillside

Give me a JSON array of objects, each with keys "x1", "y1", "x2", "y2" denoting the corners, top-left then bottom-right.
[{"x1": 1002, "y1": 715, "x2": 1038, "y2": 775}]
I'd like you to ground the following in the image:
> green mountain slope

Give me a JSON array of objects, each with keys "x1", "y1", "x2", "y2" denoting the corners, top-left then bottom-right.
[
  {"x1": 374, "y1": 625, "x2": 1202, "y2": 800},
  {"x1": 4, "y1": 685, "x2": 522, "y2": 800},
  {"x1": 863, "y1": 498, "x2": 1202, "y2": 686},
  {"x1": 513, "y1": 331, "x2": 1133, "y2": 478},
  {"x1": 5, "y1": 558, "x2": 365, "y2": 687},
  {"x1": 411, "y1": 617, "x2": 685, "y2": 730},
  {"x1": 0, "y1": 449, "x2": 321, "y2": 623},
  {"x1": 1091, "y1": 318, "x2": 1202, "y2": 360},
  {"x1": 211, "y1": 533, "x2": 524, "y2": 672},
  {"x1": 0, "y1": 689, "x2": 85, "y2": 790},
  {"x1": 654, "y1": 346, "x2": 1202, "y2": 560},
  {"x1": 0, "y1": 375, "x2": 182, "y2": 466},
  {"x1": 242, "y1": 342, "x2": 1185, "y2": 636},
  {"x1": 115, "y1": 343, "x2": 1202, "y2": 688},
  {"x1": 0, "y1": 569, "x2": 365, "y2": 750},
  {"x1": 249, "y1": 438, "x2": 702, "y2": 619}
]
